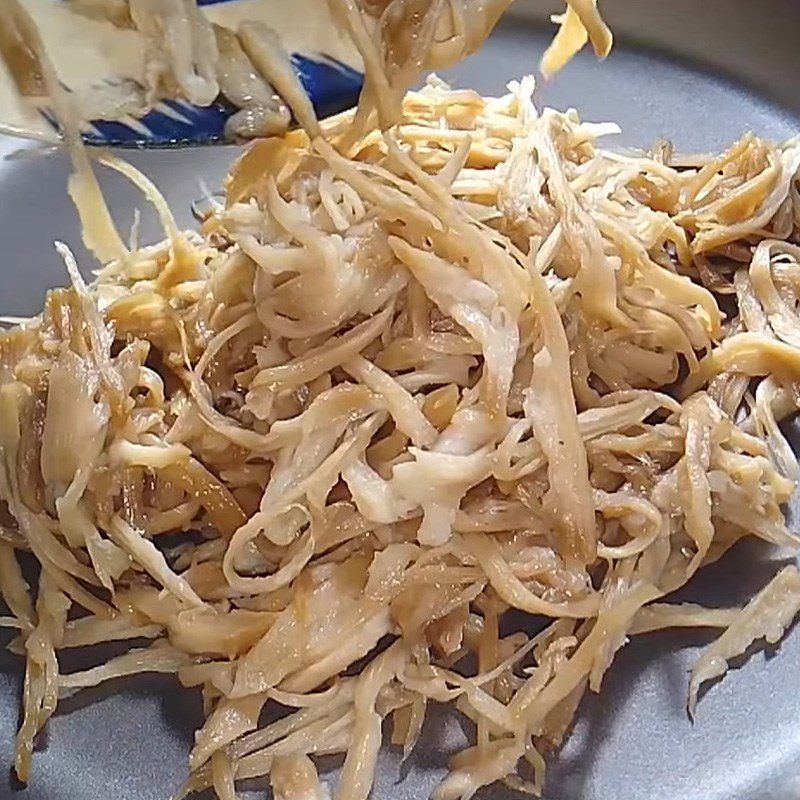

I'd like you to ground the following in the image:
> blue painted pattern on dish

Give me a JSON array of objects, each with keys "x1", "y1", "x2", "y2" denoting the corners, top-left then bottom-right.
[
  {"x1": 291, "y1": 54, "x2": 363, "y2": 120},
  {"x1": 69, "y1": 53, "x2": 362, "y2": 148}
]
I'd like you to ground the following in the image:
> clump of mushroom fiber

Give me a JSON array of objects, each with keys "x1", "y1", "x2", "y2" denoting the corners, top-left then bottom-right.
[{"x1": 4, "y1": 7, "x2": 800, "y2": 800}]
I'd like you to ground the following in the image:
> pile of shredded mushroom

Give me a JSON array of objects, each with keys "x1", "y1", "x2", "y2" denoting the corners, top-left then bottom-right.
[{"x1": 4, "y1": 2, "x2": 800, "y2": 799}]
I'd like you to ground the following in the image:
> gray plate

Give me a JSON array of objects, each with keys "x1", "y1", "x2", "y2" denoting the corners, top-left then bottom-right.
[{"x1": 3, "y1": 2, "x2": 800, "y2": 798}]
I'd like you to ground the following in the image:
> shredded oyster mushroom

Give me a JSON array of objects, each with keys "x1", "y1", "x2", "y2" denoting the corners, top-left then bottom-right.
[
  {"x1": 3, "y1": 6, "x2": 800, "y2": 800},
  {"x1": 5, "y1": 0, "x2": 612, "y2": 140}
]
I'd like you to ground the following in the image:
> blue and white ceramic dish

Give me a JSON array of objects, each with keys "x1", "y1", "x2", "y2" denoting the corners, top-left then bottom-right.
[
  {"x1": 78, "y1": 53, "x2": 363, "y2": 148},
  {"x1": 3, "y1": 0, "x2": 363, "y2": 147}
]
